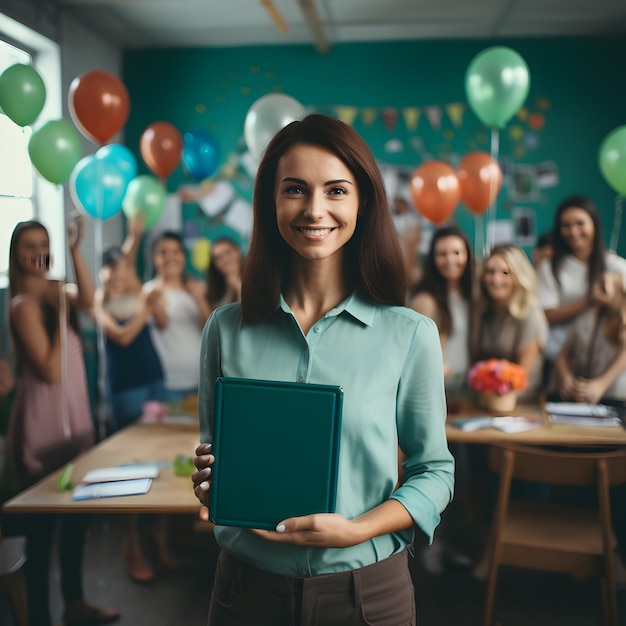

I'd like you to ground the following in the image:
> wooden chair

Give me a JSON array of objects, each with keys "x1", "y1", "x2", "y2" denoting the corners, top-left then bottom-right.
[
  {"x1": 0, "y1": 534, "x2": 28, "y2": 626},
  {"x1": 484, "y1": 443, "x2": 626, "y2": 626}
]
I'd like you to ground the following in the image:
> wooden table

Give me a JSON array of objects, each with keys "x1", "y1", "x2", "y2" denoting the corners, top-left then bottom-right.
[
  {"x1": 446, "y1": 401, "x2": 626, "y2": 447},
  {"x1": 2, "y1": 422, "x2": 202, "y2": 515}
]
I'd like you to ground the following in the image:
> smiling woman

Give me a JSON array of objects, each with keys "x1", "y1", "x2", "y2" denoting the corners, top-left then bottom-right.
[
  {"x1": 192, "y1": 114, "x2": 454, "y2": 626},
  {"x1": 473, "y1": 244, "x2": 548, "y2": 401}
]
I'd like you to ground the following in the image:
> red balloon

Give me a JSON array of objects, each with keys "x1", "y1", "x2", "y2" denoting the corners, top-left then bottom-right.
[
  {"x1": 69, "y1": 70, "x2": 130, "y2": 145},
  {"x1": 410, "y1": 161, "x2": 460, "y2": 226},
  {"x1": 457, "y1": 151, "x2": 503, "y2": 215},
  {"x1": 140, "y1": 121, "x2": 183, "y2": 180}
]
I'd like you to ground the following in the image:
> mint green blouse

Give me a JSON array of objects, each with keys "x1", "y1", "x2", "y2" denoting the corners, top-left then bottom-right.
[{"x1": 198, "y1": 292, "x2": 454, "y2": 576}]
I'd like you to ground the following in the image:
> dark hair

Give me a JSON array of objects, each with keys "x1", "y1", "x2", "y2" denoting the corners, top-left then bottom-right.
[
  {"x1": 8, "y1": 220, "x2": 78, "y2": 342},
  {"x1": 102, "y1": 246, "x2": 124, "y2": 268},
  {"x1": 413, "y1": 225, "x2": 474, "y2": 335},
  {"x1": 8, "y1": 220, "x2": 48, "y2": 299},
  {"x1": 241, "y1": 114, "x2": 406, "y2": 324},
  {"x1": 550, "y1": 194, "x2": 606, "y2": 290},
  {"x1": 206, "y1": 237, "x2": 242, "y2": 308},
  {"x1": 151, "y1": 230, "x2": 185, "y2": 255}
]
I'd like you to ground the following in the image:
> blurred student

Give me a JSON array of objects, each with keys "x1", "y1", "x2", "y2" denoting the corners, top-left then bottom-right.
[
  {"x1": 206, "y1": 237, "x2": 243, "y2": 311},
  {"x1": 473, "y1": 244, "x2": 548, "y2": 401},
  {"x1": 143, "y1": 231, "x2": 211, "y2": 401},
  {"x1": 410, "y1": 225, "x2": 474, "y2": 397},
  {"x1": 537, "y1": 195, "x2": 626, "y2": 380},
  {"x1": 553, "y1": 271, "x2": 626, "y2": 404},
  {"x1": 6, "y1": 217, "x2": 118, "y2": 625},
  {"x1": 93, "y1": 216, "x2": 165, "y2": 584}
]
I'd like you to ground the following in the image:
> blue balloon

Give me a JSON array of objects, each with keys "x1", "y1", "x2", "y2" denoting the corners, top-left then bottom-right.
[
  {"x1": 182, "y1": 130, "x2": 220, "y2": 181},
  {"x1": 96, "y1": 143, "x2": 137, "y2": 187},
  {"x1": 70, "y1": 153, "x2": 129, "y2": 220}
]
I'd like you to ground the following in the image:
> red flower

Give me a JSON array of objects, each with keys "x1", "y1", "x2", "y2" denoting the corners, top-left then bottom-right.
[{"x1": 467, "y1": 359, "x2": 528, "y2": 395}]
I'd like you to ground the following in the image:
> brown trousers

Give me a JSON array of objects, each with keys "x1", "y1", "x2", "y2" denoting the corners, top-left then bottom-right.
[{"x1": 207, "y1": 549, "x2": 416, "y2": 626}]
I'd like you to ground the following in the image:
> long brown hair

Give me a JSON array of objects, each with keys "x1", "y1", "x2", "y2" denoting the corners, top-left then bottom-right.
[
  {"x1": 206, "y1": 237, "x2": 242, "y2": 308},
  {"x1": 551, "y1": 195, "x2": 606, "y2": 291},
  {"x1": 241, "y1": 114, "x2": 406, "y2": 324},
  {"x1": 413, "y1": 225, "x2": 474, "y2": 336},
  {"x1": 9, "y1": 220, "x2": 78, "y2": 341}
]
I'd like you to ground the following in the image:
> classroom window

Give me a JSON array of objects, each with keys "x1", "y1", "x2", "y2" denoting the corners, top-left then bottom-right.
[{"x1": 0, "y1": 13, "x2": 65, "y2": 288}]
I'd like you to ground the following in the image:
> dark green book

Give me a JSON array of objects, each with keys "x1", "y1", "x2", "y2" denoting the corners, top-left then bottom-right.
[{"x1": 210, "y1": 377, "x2": 343, "y2": 530}]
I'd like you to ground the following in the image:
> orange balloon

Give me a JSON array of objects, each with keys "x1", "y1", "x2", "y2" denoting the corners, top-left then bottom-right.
[
  {"x1": 457, "y1": 151, "x2": 503, "y2": 215},
  {"x1": 140, "y1": 121, "x2": 183, "y2": 180},
  {"x1": 69, "y1": 70, "x2": 130, "y2": 145},
  {"x1": 410, "y1": 161, "x2": 460, "y2": 226}
]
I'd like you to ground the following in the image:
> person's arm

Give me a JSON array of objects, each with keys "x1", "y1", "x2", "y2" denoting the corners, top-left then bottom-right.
[
  {"x1": 65, "y1": 214, "x2": 95, "y2": 311},
  {"x1": 93, "y1": 290, "x2": 151, "y2": 347},
  {"x1": 145, "y1": 285, "x2": 168, "y2": 329},
  {"x1": 0, "y1": 360, "x2": 15, "y2": 397},
  {"x1": 544, "y1": 297, "x2": 591, "y2": 325},
  {"x1": 121, "y1": 214, "x2": 145, "y2": 268},
  {"x1": 554, "y1": 339, "x2": 577, "y2": 399},
  {"x1": 516, "y1": 339, "x2": 542, "y2": 380},
  {"x1": 572, "y1": 345, "x2": 626, "y2": 404},
  {"x1": 10, "y1": 298, "x2": 62, "y2": 383},
  {"x1": 186, "y1": 278, "x2": 212, "y2": 324}
]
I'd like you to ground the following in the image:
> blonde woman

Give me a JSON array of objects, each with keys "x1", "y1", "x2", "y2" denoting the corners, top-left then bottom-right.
[{"x1": 473, "y1": 244, "x2": 549, "y2": 400}]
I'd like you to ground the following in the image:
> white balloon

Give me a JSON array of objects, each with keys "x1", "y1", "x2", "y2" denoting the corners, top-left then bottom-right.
[{"x1": 244, "y1": 93, "x2": 305, "y2": 160}]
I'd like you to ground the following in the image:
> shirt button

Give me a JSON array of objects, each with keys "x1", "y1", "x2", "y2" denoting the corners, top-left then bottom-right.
[
  {"x1": 298, "y1": 377, "x2": 304, "y2": 383},
  {"x1": 313, "y1": 326, "x2": 321, "y2": 333}
]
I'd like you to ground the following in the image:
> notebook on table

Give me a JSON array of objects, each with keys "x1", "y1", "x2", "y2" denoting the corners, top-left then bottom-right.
[{"x1": 209, "y1": 377, "x2": 344, "y2": 530}]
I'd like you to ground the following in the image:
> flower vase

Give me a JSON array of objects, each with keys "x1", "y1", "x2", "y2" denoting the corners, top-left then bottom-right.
[{"x1": 477, "y1": 390, "x2": 518, "y2": 414}]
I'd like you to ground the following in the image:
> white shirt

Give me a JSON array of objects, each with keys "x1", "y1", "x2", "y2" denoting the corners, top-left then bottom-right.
[
  {"x1": 144, "y1": 280, "x2": 203, "y2": 391},
  {"x1": 444, "y1": 291, "x2": 470, "y2": 393},
  {"x1": 537, "y1": 253, "x2": 626, "y2": 359}
]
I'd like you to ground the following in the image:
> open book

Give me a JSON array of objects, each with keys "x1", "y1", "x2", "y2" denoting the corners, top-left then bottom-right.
[
  {"x1": 79, "y1": 464, "x2": 160, "y2": 484},
  {"x1": 450, "y1": 416, "x2": 541, "y2": 433},
  {"x1": 72, "y1": 478, "x2": 153, "y2": 500},
  {"x1": 544, "y1": 402, "x2": 624, "y2": 428}
]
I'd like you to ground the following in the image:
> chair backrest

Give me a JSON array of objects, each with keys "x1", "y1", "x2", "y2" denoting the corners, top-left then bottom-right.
[{"x1": 488, "y1": 443, "x2": 626, "y2": 488}]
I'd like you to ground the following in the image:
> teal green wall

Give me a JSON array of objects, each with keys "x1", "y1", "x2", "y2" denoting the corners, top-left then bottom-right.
[{"x1": 123, "y1": 36, "x2": 626, "y2": 257}]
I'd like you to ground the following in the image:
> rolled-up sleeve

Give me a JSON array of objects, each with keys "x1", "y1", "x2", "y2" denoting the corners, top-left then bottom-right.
[{"x1": 390, "y1": 316, "x2": 455, "y2": 543}]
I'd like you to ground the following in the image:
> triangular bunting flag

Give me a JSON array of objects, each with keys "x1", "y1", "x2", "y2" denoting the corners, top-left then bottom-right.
[
  {"x1": 335, "y1": 106, "x2": 358, "y2": 126},
  {"x1": 402, "y1": 107, "x2": 420, "y2": 132},
  {"x1": 424, "y1": 106, "x2": 443, "y2": 131},
  {"x1": 445, "y1": 102, "x2": 465, "y2": 128},
  {"x1": 381, "y1": 108, "x2": 399, "y2": 133},
  {"x1": 361, "y1": 108, "x2": 377, "y2": 127}
]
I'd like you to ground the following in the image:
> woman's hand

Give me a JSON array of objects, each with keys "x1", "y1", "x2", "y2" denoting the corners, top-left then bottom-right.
[
  {"x1": 191, "y1": 443, "x2": 213, "y2": 521},
  {"x1": 571, "y1": 377, "x2": 607, "y2": 404},
  {"x1": 250, "y1": 513, "x2": 365, "y2": 548},
  {"x1": 67, "y1": 212, "x2": 86, "y2": 250},
  {"x1": 557, "y1": 371, "x2": 577, "y2": 400}
]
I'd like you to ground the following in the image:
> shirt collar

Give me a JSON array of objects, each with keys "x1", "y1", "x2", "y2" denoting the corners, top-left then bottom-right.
[{"x1": 278, "y1": 291, "x2": 375, "y2": 327}]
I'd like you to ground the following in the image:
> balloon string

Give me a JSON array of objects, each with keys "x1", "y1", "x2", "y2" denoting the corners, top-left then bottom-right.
[
  {"x1": 94, "y1": 158, "x2": 109, "y2": 441},
  {"x1": 610, "y1": 195, "x2": 623, "y2": 253},
  {"x1": 486, "y1": 127, "x2": 500, "y2": 255}
]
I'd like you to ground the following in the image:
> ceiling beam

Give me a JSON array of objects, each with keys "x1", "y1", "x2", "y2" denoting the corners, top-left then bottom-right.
[{"x1": 297, "y1": 0, "x2": 330, "y2": 54}]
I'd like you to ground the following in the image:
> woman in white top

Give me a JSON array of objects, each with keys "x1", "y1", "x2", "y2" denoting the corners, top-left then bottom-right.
[
  {"x1": 144, "y1": 231, "x2": 211, "y2": 401},
  {"x1": 410, "y1": 225, "x2": 474, "y2": 397},
  {"x1": 537, "y1": 195, "x2": 626, "y2": 370}
]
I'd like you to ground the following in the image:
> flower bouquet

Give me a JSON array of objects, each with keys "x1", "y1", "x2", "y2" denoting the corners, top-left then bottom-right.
[{"x1": 467, "y1": 359, "x2": 527, "y2": 413}]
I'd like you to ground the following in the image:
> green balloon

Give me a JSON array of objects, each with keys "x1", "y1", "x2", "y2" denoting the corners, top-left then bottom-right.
[
  {"x1": 465, "y1": 46, "x2": 530, "y2": 129},
  {"x1": 0, "y1": 63, "x2": 46, "y2": 127},
  {"x1": 122, "y1": 175, "x2": 166, "y2": 228},
  {"x1": 28, "y1": 120, "x2": 82, "y2": 184},
  {"x1": 599, "y1": 126, "x2": 626, "y2": 196}
]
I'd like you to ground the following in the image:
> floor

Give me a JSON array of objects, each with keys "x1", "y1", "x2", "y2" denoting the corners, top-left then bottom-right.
[{"x1": 2, "y1": 514, "x2": 625, "y2": 626}]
